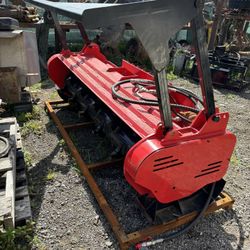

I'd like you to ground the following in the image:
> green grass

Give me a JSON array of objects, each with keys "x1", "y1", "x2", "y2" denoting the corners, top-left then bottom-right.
[
  {"x1": 226, "y1": 93, "x2": 236, "y2": 101},
  {"x1": 58, "y1": 139, "x2": 66, "y2": 148},
  {"x1": 29, "y1": 82, "x2": 42, "y2": 92},
  {"x1": 24, "y1": 150, "x2": 32, "y2": 168},
  {"x1": 230, "y1": 151, "x2": 239, "y2": 166},
  {"x1": 21, "y1": 120, "x2": 43, "y2": 137},
  {"x1": 46, "y1": 170, "x2": 56, "y2": 181},
  {"x1": 0, "y1": 221, "x2": 35, "y2": 250},
  {"x1": 18, "y1": 105, "x2": 44, "y2": 138},
  {"x1": 17, "y1": 105, "x2": 41, "y2": 123},
  {"x1": 29, "y1": 81, "x2": 54, "y2": 92},
  {"x1": 167, "y1": 71, "x2": 178, "y2": 81},
  {"x1": 49, "y1": 91, "x2": 59, "y2": 100},
  {"x1": 166, "y1": 64, "x2": 178, "y2": 81},
  {"x1": 31, "y1": 235, "x2": 46, "y2": 250},
  {"x1": 70, "y1": 161, "x2": 81, "y2": 175}
]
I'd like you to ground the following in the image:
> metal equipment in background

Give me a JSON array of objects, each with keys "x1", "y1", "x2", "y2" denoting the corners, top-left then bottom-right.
[
  {"x1": 229, "y1": 0, "x2": 250, "y2": 10},
  {"x1": 26, "y1": 0, "x2": 236, "y2": 247},
  {"x1": 183, "y1": 46, "x2": 250, "y2": 90},
  {"x1": 173, "y1": 0, "x2": 250, "y2": 90}
]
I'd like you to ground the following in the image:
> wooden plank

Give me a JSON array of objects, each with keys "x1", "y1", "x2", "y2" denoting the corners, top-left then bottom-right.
[
  {"x1": 0, "y1": 197, "x2": 11, "y2": 217},
  {"x1": 9, "y1": 122, "x2": 17, "y2": 144},
  {"x1": 0, "y1": 190, "x2": 5, "y2": 197},
  {"x1": 0, "y1": 118, "x2": 16, "y2": 125},
  {"x1": 15, "y1": 186, "x2": 29, "y2": 199},
  {"x1": 16, "y1": 157, "x2": 25, "y2": 171},
  {"x1": 16, "y1": 132, "x2": 21, "y2": 141},
  {"x1": 16, "y1": 139, "x2": 23, "y2": 150},
  {"x1": 0, "y1": 118, "x2": 16, "y2": 135},
  {"x1": 3, "y1": 119, "x2": 17, "y2": 229},
  {"x1": 15, "y1": 196, "x2": 32, "y2": 224},
  {"x1": 16, "y1": 171, "x2": 26, "y2": 184},
  {"x1": 5, "y1": 170, "x2": 15, "y2": 229},
  {"x1": 16, "y1": 128, "x2": 23, "y2": 150},
  {"x1": 0, "y1": 173, "x2": 6, "y2": 187},
  {"x1": 0, "y1": 158, "x2": 12, "y2": 172}
]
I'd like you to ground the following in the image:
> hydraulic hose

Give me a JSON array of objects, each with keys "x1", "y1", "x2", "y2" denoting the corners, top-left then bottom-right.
[
  {"x1": 162, "y1": 182, "x2": 216, "y2": 240},
  {"x1": 111, "y1": 79, "x2": 203, "y2": 121}
]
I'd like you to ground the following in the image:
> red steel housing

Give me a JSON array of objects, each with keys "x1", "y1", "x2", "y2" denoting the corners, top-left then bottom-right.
[{"x1": 48, "y1": 44, "x2": 236, "y2": 204}]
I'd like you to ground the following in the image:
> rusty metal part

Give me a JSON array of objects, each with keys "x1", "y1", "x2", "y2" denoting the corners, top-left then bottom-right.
[
  {"x1": 179, "y1": 111, "x2": 197, "y2": 121},
  {"x1": 63, "y1": 122, "x2": 95, "y2": 130},
  {"x1": 45, "y1": 99, "x2": 235, "y2": 250}
]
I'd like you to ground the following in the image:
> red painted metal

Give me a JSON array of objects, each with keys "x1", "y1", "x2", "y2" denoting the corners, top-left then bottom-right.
[
  {"x1": 47, "y1": 43, "x2": 236, "y2": 204},
  {"x1": 124, "y1": 111, "x2": 236, "y2": 203}
]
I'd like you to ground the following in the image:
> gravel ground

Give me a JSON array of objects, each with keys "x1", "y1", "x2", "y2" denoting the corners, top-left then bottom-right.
[{"x1": 21, "y1": 79, "x2": 249, "y2": 250}]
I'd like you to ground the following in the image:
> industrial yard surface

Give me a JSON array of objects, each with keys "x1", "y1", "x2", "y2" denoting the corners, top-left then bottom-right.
[{"x1": 13, "y1": 79, "x2": 249, "y2": 250}]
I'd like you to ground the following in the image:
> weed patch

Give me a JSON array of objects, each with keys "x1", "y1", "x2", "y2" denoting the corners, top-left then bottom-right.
[
  {"x1": 21, "y1": 120, "x2": 43, "y2": 137},
  {"x1": 46, "y1": 169, "x2": 56, "y2": 181},
  {"x1": 0, "y1": 221, "x2": 35, "y2": 250},
  {"x1": 17, "y1": 105, "x2": 41, "y2": 123},
  {"x1": 24, "y1": 150, "x2": 33, "y2": 168}
]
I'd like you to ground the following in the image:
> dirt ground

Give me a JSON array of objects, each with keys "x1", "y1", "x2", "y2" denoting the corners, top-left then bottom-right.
[{"x1": 18, "y1": 78, "x2": 250, "y2": 250}]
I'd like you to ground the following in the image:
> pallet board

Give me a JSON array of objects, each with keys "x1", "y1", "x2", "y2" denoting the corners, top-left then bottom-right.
[
  {"x1": 0, "y1": 118, "x2": 17, "y2": 229},
  {"x1": 0, "y1": 117, "x2": 32, "y2": 230}
]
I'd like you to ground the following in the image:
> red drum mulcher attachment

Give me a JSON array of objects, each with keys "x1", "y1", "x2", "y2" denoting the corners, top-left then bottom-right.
[{"x1": 28, "y1": 0, "x2": 236, "y2": 246}]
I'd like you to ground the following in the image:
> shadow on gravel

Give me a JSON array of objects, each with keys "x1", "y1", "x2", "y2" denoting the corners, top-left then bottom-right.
[
  {"x1": 214, "y1": 85, "x2": 250, "y2": 101},
  {"x1": 202, "y1": 209, "x2": 246, "y2": 250},
  {"x1": 237, "y1": 87, "x2": 250, "y2": 100},
  {"x1": 175, "y1": 77, "x2": 250, "y2": 101},
  {"x1": 231, "y1": 210, "x2": 246, "y2": 250},
  {"x1": 27, "y1": 119, "x2": 72, "y2": 221}
]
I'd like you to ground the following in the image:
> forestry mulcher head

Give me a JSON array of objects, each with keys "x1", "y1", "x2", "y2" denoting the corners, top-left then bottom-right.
[{"x1": 27, "y1": 0, "x2": 236, "y2": 222}]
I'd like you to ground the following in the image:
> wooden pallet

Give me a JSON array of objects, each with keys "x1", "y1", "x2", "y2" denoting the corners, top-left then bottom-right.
[
  {"x1": 0, "y1": 118, "x2": 32, "y2": 230},
  {"x1": 0, "y1": 118, "x2": 17, "y2": 230}
]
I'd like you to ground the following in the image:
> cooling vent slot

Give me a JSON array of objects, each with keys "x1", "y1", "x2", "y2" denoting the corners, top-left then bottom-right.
[
  {"x1": 153, "y1": 156, "x2": 183, "y2": 172},
  {"x1": 195, "y1": 161, "x2": 222, "y2": 178}
]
